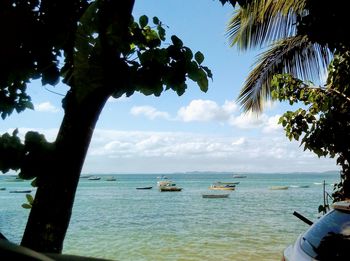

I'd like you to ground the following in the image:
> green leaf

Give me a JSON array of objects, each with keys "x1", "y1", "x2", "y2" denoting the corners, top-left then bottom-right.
[
  {"x1": 41, "y1": 61, "x2": 60, "y2": 86},
  {"x1": 157, "y1": 25, "x2": 166, "y2": 41},
  {"x1": 171, "y1": 35, "x2": 183, "y2": 48},
  {"x1": 22, "y1": 203, "x2": 32, "y2": 209},
  {"x1": 175, "y1": 82, "x2": 187, "y2": 96},
  {"x1": 153, "y1": 16, "x2": 160, "y2": 25},
  {"x1": 201, "y1": 66, "x2": 213, "y2": 79},
  {"x1": 195, "y1": 51, "x2": 204, "y2": 65},
  {"x1": 26, "y1": 194, "x2": 34, "y2": 204},
  {"x1": 197, "y1": 69, "x2": 208, "y2": 92},
  {"x1": 139, "y1": 15, "x2": 148, "y2": 28},
  {"x1": 188, "y1": 62, "x2": 200, "y2": 81},
  {"x1": 31, "y1": 178, "x2": 38, "y2": 187},
  {"x1": 25, "y1": 101, "x2": 34, "y2": 110},
  {"x1": 183, "y1": 47, "x2": 193, "y2": 61}
]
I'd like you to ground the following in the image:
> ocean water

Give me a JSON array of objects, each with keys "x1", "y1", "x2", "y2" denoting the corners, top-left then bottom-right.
[{"x1": 0, "y1": 172, "x2": 339, "y2": 261}]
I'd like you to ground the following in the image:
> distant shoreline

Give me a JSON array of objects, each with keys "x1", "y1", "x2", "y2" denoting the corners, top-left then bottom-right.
[
  {"x1": 1, "y1": 170, "x2": 339, "y2": 177},
  {"x1": 77, "y1": 170, "x2": 339, "y2": 175}
]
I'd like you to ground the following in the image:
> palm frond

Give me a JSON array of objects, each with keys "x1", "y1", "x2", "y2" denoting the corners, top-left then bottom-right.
[
  {"x1": 227, "y1": 0, "x2": 307, "y2": 50},
  {"x1": 238, "y1": 35, "x2": 332, "y2": 112}
]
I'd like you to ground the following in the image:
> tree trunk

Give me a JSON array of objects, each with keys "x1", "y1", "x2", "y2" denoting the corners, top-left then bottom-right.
[
  {"x1": 21, "y1": 0, "x2": 135, "y2": 253},
  {"x1": 21, "y1": 90, "x2": 109, "y2": 253}
]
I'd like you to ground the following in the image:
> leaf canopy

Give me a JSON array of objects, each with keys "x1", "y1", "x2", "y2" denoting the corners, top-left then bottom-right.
[{"x1": 227, "y1": 0, "x2": 339, "y2": 112}]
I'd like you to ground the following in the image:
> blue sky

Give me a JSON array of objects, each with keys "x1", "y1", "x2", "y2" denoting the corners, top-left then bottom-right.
[{"x1": 1, "y1": 0, "x2": 336, "y2": 174}]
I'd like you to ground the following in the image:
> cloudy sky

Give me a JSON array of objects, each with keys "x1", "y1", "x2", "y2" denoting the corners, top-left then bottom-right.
[{"x1": 1, "y1": 0, "x2": 337, "y2": 174}]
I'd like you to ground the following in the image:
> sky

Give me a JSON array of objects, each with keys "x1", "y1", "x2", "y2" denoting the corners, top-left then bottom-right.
[{"x1": 1, "y1": 0, "x2": 337, "y2": 174}]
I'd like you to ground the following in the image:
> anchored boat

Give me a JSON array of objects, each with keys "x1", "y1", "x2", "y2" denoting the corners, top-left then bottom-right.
[{"x1": 202, "y1": 194, "x2": 229, "y2": 198}]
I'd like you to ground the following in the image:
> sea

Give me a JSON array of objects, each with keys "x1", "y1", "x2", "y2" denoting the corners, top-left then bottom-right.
[{"x1": 0, "y1": 172, "x2": 340, "y2": 261}]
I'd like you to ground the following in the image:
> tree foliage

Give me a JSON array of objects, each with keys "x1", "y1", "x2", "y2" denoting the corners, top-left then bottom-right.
[
  {"x1": 0, "y1": 0, "x2": 212, "y2": 253},
  {"x1": 0, "y1": 0, "x2": 212, "y2": 177},
  {"x1": 271, "y1": 49, "x2": 350, "y2": 200},
  {"x1": 227, "y1": 0, "x2": 348, "y2": 112},
  {"x1": 0, "y1": 129, "x2": 24, "y2": 173},
  {"x1": 227, "y1": 0, "x2": 350, "y2": 200},
  {"x1": 0, "y1": 0, "x2": 88, "y2": 119}
]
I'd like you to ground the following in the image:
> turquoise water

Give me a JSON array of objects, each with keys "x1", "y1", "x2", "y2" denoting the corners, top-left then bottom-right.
[{"x1": 0, "y1": 172, "x2": 339, "y2": 261}]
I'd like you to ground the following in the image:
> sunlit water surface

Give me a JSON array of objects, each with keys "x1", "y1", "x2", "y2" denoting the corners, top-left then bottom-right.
[{"x1": 0, "y1": 172, "x2": 338, "y2": 261}]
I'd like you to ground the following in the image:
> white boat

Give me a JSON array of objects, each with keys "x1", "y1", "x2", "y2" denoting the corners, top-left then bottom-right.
[
  {"x1": 88, "y1": 176, "x2": 101, "y2": 181},
  {"x1": 209, "y1": 182, "x2": 236, "y2": 190},
  {"x1": 209, "y1": 186, "x2": 235, "y2": 191},
  {"x1": 233, "y1": 174, "x2": 247, "y2": 178},
  {"x1": 157, "y1": 180, "x2": 174, "y2": 187},
  {"x1": 216, "y1": 181, "x2": 240, "y2": 185},
  {"x1": 9, "y1": 190, "x2": 32, "y2": 193},
  {"x1": 157, "y1": 179, "x2": 182, "y2": 191},
  {"x1": 157, "y1": 175, "x2": 169, "y2": 179},
  {"x1": 290, "y1": 185, "x2": 310, "y2": 188},
  {"x1": 269, "y1": 186, "x2": 289, "y2": 190}
]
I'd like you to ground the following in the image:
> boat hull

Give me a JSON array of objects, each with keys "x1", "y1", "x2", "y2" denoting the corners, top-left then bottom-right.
[
  {"x1": 233, "y1": 175, "x2": 247, "y2": 178},
  {"x1": 159, "y1": 187, "x2": 182, "y2": 192},
  {"x1": 87, "y1": 176, "x2": 101, "y2": 181},
  {"x1": 269, "y1": 186, "x2": 288, "y2": 190},
  {"x1": 202, "y1": 194, "x2": 229, "y2": 198},
  {"x1": 209, "y1": 187, "x2": 235, "y2": 190}
]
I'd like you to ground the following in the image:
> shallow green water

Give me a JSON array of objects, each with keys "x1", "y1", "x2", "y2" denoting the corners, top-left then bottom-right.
[{"x1": 0, "y1": 172, "x2": 339, "y2": 260}]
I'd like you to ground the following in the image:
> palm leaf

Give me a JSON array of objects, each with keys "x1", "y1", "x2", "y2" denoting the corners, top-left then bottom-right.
[
  {"x1": 227, "y1": 0, "x2": 306, "y2": 50},
  {"x1": 238, "y1": 35, "x2": 332, "y2": 112}
]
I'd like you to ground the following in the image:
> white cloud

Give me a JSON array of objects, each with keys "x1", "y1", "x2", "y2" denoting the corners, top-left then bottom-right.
[
  {"x1": 229, "y1": 112, "x2": 267, "y2": 129},
  {"x1": 228, "y1": 112, "x2": 283, "y2": 134},
  {"x1": 130, "y1": 106, "x2": 170, "y2": 120},
  {"x1": 128, "y1": 99, "x2": 286, "y2": 135},
  {"x1": 84, "y1": 129, "x2": 336, "y2": 173},
  {"x1": 34, "y1": 102, "x2": 59, "y2": 113},
  {"x1": 222, "y1": 100, "x2": 238, "y2": 114},
  {"x1": 176, "y1": 99, "x2": 283, "y2": 134},
  {"x1": 130, "y1": 99, "x2": 239, "y2": 123},
  {"x1": 262, "y1": 115, "x2": 283, "y2": 133},
  {"x1": 232, "y1": 137, "x2": 245, "y2": 145},
  {"x1": 1, "y1": 127, "x2": 336, "y2": 174},
  {"x1": 177, "y1": 99, "x2": 234, "y2": 122}
]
